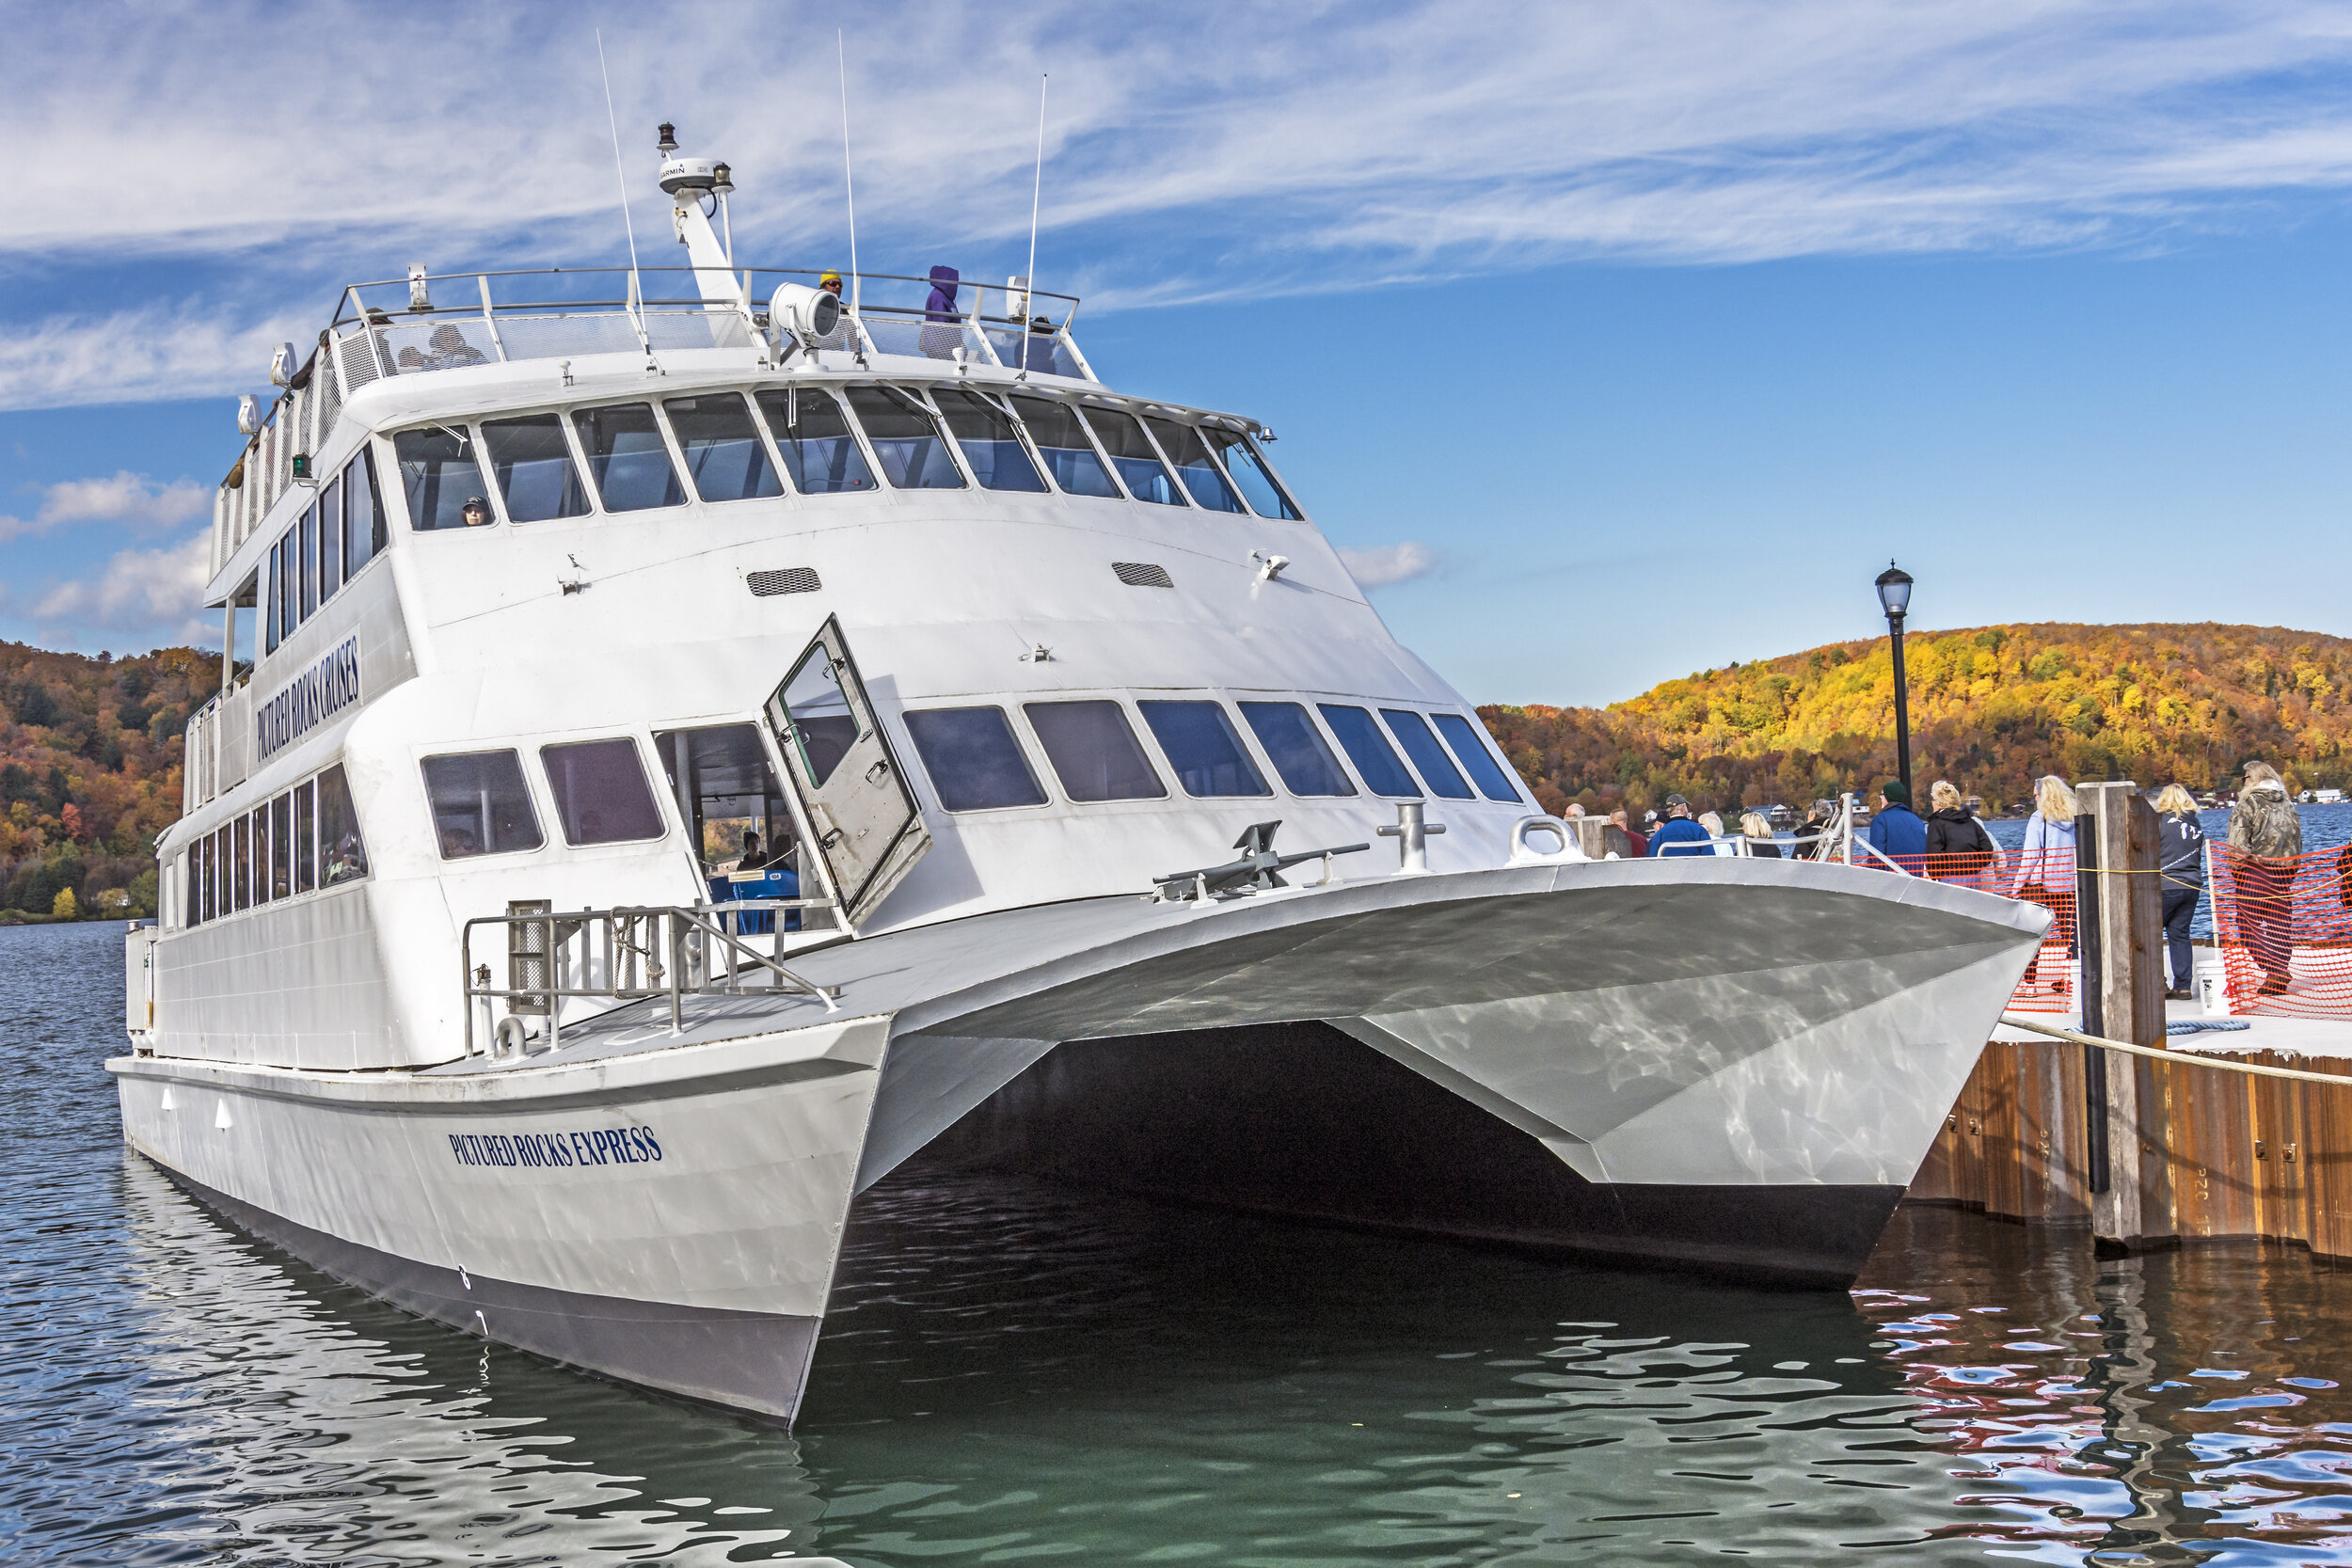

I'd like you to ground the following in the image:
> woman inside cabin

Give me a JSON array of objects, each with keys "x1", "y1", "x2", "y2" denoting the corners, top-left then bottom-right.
[{"x1": 2019, "y1": 774, "x2": 2077, "y2": 992}]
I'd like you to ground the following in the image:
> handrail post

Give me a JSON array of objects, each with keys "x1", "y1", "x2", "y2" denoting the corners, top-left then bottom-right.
[
  {"x1": 667, "y1": 911, "x2": 684, "y2": 1036},
  {"x1": 1839, "y1": 792, "x2": 1854, "y2": 863}
]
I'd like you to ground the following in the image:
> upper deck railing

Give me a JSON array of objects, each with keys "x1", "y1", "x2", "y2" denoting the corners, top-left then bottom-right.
[{"x1": 212, "y1": 265, "x2": 1096, "y2": 579}]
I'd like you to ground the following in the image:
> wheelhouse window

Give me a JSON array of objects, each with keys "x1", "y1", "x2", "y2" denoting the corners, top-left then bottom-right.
[
  {"x1": 1381, "y1": 709, "x2": 1474, "y2": 800},
  {"x1": 935, "y1": 387, "x2": 1046, "y2": 493},
  {"x1": 1201, "y1": 427, "x2": 1302, "y2": 520},
  {"x1": 755, "y1": 388, "x2": 875, "y2": 495},
  {"x1": 572, "y1": 402, "x2": 686, "y2": 512},
  {"x1": 1143, "y1": 418, "x2": 1245, "y2": 514},
  {"x1": 1082, "y1": 408, "x2": 1184, "y2": 504},
  {"x1": 344, "y1": 448, "x2": 387, "y2": 575},
  {"x1": 318, "y1": 764, "x2": 373, "y2": 882},
  {"x1": 1431, "y1": 713, "x2": 1521, "y2": 803},
  {"x1": 1136, "y1": 701, "x2": 1270, "y2": 797},
  {"x1": 666, "y1": 393, "x2": 783, "y2": 503},
  {"x1": 319, "y1": 476, "x2": 344, "y2": 599},
  {"x1": 1009, "y1": 395, "x2": 1119, "y2": 498},
  {"x1": 1237, "y1": 702, "x2": 1355, "y2": 796},
  {"x1": 422, "y1": 750, "x2": 544, "y2": 859},
  {"x1": 1024, "y1": 701, "x2": 1165, "y2": 801},
  {"x1": 845, "y1": 387, "x2": 964, "y2": 490},
  {"x1": 1316, "y1": 705, "x2": 1420, "y2": 798},
  {"x1": 483, "y1": 413, "x2": 591, "y2": 522},
  {"x1": 904, "y1": 707, "x2": 1048, "y2": 812},
  {"x1": 540, "y1": 738, "x2": 666, "y2": 846},
  {"x1": 394, "y1": 425, "x2": 491, "y2": 531}
]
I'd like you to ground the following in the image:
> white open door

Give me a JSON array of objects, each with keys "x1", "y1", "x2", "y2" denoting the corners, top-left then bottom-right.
[{"x1": 765, "y1": 617, "x2": 930, "y2": 932}]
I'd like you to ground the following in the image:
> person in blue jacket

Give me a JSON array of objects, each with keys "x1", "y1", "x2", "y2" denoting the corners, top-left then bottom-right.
[
  {"x1": 1866, "y1": 780, "x2": 1929, "y2": 869},
  {"x1": 1648, "y1": 795, "x2": 1714, "y2": 857}
]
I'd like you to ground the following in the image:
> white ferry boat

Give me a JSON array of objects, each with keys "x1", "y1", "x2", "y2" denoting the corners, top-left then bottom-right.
[{"x1": 112, "y1": 126, "x2": 2046, "y2": 1424}]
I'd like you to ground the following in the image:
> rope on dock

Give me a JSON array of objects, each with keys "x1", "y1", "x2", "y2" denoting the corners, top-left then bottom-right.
[{"x1": 1999, "y1": 1013, "x2": 2352, "y2": 1087}]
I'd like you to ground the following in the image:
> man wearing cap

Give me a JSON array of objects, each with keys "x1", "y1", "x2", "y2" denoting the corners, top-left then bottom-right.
[
  {"x1": 1866, "y1": 780, "x2": 1929, "y2": 870},
  {"x1": 1647, "y1": 795, "x2": 1712, "y2": 857}
]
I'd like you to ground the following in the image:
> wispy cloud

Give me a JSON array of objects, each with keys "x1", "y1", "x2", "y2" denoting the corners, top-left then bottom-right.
[
  {"x1": 0, "y1": 305, "x2": 313, "y2": 414},
  {"x1": 0, "y1": 469, "x2": 211, "y2": 543},
  {"x1": 22, "y1": 531, "x2": 215, "y2": 646},
  {"x1": 1340, "y1": 542, "x2": 1437, "y2": 589}
]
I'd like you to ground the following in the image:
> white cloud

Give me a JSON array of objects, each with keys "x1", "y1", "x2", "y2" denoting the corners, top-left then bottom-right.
[
  {"x1": 24, "y1": 531, "x2": 215, "y2": 643},
  {"x1": 0, "y1": 304, "x2": 312, "y2": 414},
  {"x1": 1340, "y1": 542, "x2": 1437, "y2": 589},
  {"x1": 0, "y1": 469, "x2": 212, "y2": 543}
]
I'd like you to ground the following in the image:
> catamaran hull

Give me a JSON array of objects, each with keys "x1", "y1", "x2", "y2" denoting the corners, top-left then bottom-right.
[{"x1": 111, "y1": 860, "x2": 2047, "y2": 1422}]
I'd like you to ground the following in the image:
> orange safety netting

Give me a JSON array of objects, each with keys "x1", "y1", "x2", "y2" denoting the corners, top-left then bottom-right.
[{"x1": 2208, "y1": 844, "x2": 2352, "y2": 1017}]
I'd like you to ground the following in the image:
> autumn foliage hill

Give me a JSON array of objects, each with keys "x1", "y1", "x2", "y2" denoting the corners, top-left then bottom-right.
[
  {"x1": 1479, "y1": 623, "x2": 2352, "y2": 821},
  {"x1": 0, "y1": 641, "x2": 219, "y2": 919}
]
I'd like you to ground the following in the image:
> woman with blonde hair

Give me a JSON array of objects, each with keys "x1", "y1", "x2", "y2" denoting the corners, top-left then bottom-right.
[
  {"x1": 1924, "y1": 778, "x2": 1996, "y2": 880},
  {"x1": 1739, "y1": 810, "x2": 1781, "y2": 860},
  {"x1": 2228, "y1": 761, "x2": 2302, "y2": 997},
  {"x1": 2019, "y1": 774, "x2": 2077, "y2": 990},
  {"x1": 2152, "y1": 784, "x2": 2205, "y2": 1000}
]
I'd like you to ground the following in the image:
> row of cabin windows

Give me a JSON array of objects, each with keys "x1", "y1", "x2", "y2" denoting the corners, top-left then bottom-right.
[
  {"x1": 899, "y1": 697, "x2": 1522, "y2": 815},
  {"x1": 264, "y1": 450, "x2": 387, "y2": 657},
  {"x1": 179, "y1": 763, "x2": 369, "y2": 928},
  {"x1": 425, "y1": 737, "x2": 668, "y2": 860},
  {"x1": 392, "y1": 387, "x2": 1301, "y2": 531}
]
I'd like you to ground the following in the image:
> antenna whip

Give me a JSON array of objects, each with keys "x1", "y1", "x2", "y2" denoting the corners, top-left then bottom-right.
[
  {"x1": 838, "y1": 31, "x2": 860, "y2": 311},
  {"x1": 594, "y1": 31, "x2": 644, "y2": 304},
  {"x1": 1025, "y1": 74, "x2": 1047, "y2": 329}
]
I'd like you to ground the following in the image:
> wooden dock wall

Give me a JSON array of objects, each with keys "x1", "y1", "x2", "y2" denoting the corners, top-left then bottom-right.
[{"x1": 1909, "y1": 1041, "x2": 2352, "y2": 1259}]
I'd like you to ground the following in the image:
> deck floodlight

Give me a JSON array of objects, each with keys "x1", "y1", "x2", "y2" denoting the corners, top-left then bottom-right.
[
  {"x1": 268, "y1": 342, "x2": 298, "y2": 388},
  {"x1": 1875, "y1": 561, "x2": 1913, "y2": 622},
  {"x1": 657, "y1": 121, "x2": 678, "y2": 156},
  {"x1": 237, "y1": 394, "x2": 262, "y2": 436},
  {"x1": 407, "y1": 264, "x2": 432, "y2": 312},
  {"x1": 769, "y1": 282, "x2": 841, "y2": 352}
]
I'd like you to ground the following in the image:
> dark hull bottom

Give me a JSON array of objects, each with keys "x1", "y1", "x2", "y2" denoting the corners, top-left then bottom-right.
[
  {"x1": 132, "y1": 1150, "x2": 820, "y2": 1423},
  {"x1": 919, "y1": 1022, "x2": 1905, "y2": 1289}
]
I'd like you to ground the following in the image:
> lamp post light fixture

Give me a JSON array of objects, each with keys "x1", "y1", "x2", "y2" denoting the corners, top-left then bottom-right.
[{"x1": 1876, "y1": 561, "x2": 1915, "y2": 805}]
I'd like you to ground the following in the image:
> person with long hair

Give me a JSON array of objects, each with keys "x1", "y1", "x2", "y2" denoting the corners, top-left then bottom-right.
[
  {"x1": 2152, "y1": 784, "x2": 2206, "y2": 1001},
  {"x1": 1739, "y1": 811, "x2": 1782, "y2": 859},
  {"x1": 2227, "y1": 761, "x2": 2302, "y2": 998},
  {"x1": 2020, "y1": 774, "x2": 2078, "y2": 991},
  {"x1": 1925, "y1": 779, "x2": 1996, "y2": 881}
]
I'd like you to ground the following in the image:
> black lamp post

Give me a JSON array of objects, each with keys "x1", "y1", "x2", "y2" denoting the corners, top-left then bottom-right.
[{"x1": 1876, "y1": 561, "x2": 1915, "y2": 804}]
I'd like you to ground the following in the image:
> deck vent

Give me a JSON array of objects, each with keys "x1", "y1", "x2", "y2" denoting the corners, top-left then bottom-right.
[
  {"x1": 1112, "y1": 562, "x2": 1173, "y2": 588},
  {"x1": 748, "y1": 568, "x2": 822, "y2": 596}
]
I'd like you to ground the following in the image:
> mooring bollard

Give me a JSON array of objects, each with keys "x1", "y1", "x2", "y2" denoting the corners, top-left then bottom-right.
[{"x1": 2076, "y1": 780, "x2": 2170, "y2": 1256}]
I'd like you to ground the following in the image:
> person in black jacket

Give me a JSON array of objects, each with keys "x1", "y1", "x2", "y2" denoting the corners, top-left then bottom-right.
[
  {"x1": 1924, "y1": 779, "x2": 1997, "y2": 879},
  {"x1": 2152, "y1": 784, "x2": 2206, "y2": 1000}
]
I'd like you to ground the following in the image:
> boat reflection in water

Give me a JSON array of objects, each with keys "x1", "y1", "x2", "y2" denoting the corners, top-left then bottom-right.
[{"x1": 98, "y1": 1142, "x2": 2352, "y2": 1564}]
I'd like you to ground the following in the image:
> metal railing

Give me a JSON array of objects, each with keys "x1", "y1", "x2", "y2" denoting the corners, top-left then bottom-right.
[{"x1": 459, "y1": 898, "x2": 840, "y2": 1059}]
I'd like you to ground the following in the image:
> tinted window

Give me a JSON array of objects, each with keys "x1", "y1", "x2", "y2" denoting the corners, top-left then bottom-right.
[
  {"x1": 755, "y1": 388, "x2": 875, "y2": 495},
  {"x1": 199, "y1": 832, "x2": 215, "y2": 922},
  {"x1": 483, "y1": 413, "x2": 591, "y2": 521},
  {"x1": 272, "y1": 791, "x2": 293, "y2": 899},
  {"x1": 232, "y1": 814, "x2": 250, "y2": 911},
  {"x1": 666, "y1": 393, "x2": 782, "y2": 503},
  {"x1": 317, "y1": 763, "x2": 373, "y2": 882},
  {"x1": 422, "y1": 750, "x2": 544, "y2": 859},
  {"x1": 1025, "y1": 701, "x2": 1165, "y2": 801},
  {"x1": 319, "y1": 477, "x2": 344, "y2": 598},
  {"x1": 1082, "y1": 408, "x2": 1184, "y2": 504},
  {"x1": 1382, "y1": 709, "x2": 1474, "y2": 800},
  {"x1": 1317, "y1": 705, "x2": 1420, "y2": 798},
  {"x1": 1432, "y1": 712, "x2": 1521, "y2": 802},
  {"x1": 1144, "y1": 418, "x2": 1245, "y2": 513},
  {"x1": 904, "y1": 707, "x2": 1048, "y2": 812},
  {"x1": 1201, "y1": 427, "x2": 1303, "y2": 519},
  {"x1": 1009, "y1": 395, "x2": 1120, "y2": 498},
  {"x1": 264, "y1": 541, "x2": 281, "y2": 655},
  {"x1": 294, "y1": 778, "x2": 318, "y2": 892},
  {"x1": 183, "y1": 847, "x2": 199, "y2": 927},
  {"x1": 776, "y1": 640, "x2": 865, "y2": 789},
  {"x1": 1137, "y1": 701, "x2": 1270, "y2": 797},
  {"x1": 278, "y1": 532, "x2": 297, "y2": 634},
  {"x1": 935, "y1": 387, "x2": 1046, "y2": 493},
  {"x1": 541, "y1": 738, "x2": 665, "y2": 846},
  {"x1": 298, "y1": 502, "x2": 318, "y2": 618},
  {"x1": 1238, "y1": 702, "x2": 1356, "y2": 796},
  {"x1": 344, "y1": 447, "x2": 386, "y2": 574},
  {"x1": 394, "y1": 425, "x2": 489, "y2": 531},
  {"x1": 572, "y1": 403, "x2": 686, "y2": 512},
  {"x1": 845, "y1": 387, "x2": 964, "y2": 489}
]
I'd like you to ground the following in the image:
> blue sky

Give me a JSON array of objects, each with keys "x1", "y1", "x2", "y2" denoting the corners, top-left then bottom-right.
[{"x1": 7, "y1": 1, "x2": 2352, "y2": 705}]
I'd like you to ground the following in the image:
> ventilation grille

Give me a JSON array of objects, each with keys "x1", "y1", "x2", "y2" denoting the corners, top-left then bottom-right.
[
  {"x1": 748, "y1": 568, "x2": 822, "y2": 596},
  {"x1": 1112, "y1": 561, "x2": 1173, "y2": 588}
]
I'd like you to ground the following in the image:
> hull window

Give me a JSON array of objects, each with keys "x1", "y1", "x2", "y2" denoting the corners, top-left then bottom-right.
[
  {"x1": 903, "y1": 707, "x2": 1048, "y2": 812},
  {"x1": 483, "y1": 413, "x2": 592, "y2": 521},
  {"x1": 1201, "y1": 426, "x2": 1303, "y2": 520},
  {"x1": 1143, "y1": 418, "x2": 1246, "y2": 514},
  {"x1": 1315, "y1": 705, "x2": 1421, "y2": 799},
  {"x1": 394, "y1": 425, "x2": 492, "y2": 531},
  {"x1": 755, "y1": 388, "x2": 875, "y2": 495},
  {"x1": 1431, "y1": 712, "x2": 1522, "y2": 803},
  {"x1": 422, "y1": 750, "x2": 545, "y2": 859},
  {"x1": 665, "y1": 394, "x2": 783, "y2": 503},
  {"x1": 1380, "y1": 710, "x2": 1474, "y2": 800},
  {"x1": 1237, "y1": 702, "x2": 1356, "y2": 797},
  {"x1": 934, "y1": 387, "x2": 1046, "y2": 493},
  {"x1": 1024, "y1": 701, "x2": 1166, "y2": 802},
  {"x1": 540, "y1": 738, "x2": 667, "y2": 847},
  {"x1": 844, "y1": 387, "x2": 965, "y2": 490},
  {"x1": 572, "y1": 403, "x2": 686, "y2": 512},
  {"x1": 1081, "y1": 408, "x2": 1185, "y2": 505},
  {"x1": 1136, "y1": 701, "x2": 1271, "y2": 798},
  {"x1": 1009, "y1": 395, "x2": 1119, "y2": 499},
  {"x1": 318, "y1": 764, "x2": 373, "y2": 883}
]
